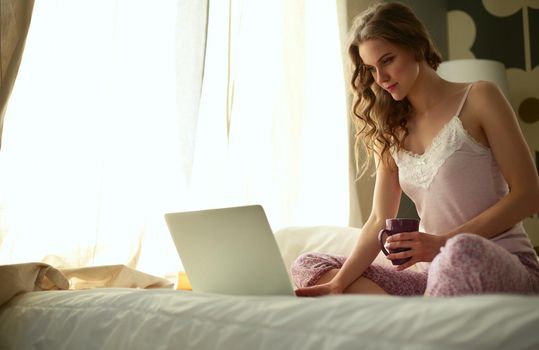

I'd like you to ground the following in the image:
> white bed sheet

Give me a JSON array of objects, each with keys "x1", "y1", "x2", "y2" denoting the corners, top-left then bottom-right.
[{"x1": 1, "y1": 288, "x2": 538, "y2": 350}]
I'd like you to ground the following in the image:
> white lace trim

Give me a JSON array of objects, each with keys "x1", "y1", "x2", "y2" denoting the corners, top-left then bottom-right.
[{"x1": 394, "y1": 116, "x2": 464, "y2": 189}]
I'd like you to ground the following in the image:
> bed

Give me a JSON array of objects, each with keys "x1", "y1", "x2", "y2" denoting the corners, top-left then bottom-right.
[{"x1": 1, "y1": 226, "x2": 539, "y2": 350}]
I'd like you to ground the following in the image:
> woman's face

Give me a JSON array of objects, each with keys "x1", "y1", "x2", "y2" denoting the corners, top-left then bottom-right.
[{"x1": 359, "y1": 38, "x2": 420, "y2": 101}]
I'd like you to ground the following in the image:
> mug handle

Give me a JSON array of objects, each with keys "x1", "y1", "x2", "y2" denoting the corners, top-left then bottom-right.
[{"x1": 378, "y1": 229, "x2": 390, "y2": 256}]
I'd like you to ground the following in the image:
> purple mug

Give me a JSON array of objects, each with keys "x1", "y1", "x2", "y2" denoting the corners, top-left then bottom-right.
[{"x1": 378, "y1": 218, "x2": 420, "y2": 265}]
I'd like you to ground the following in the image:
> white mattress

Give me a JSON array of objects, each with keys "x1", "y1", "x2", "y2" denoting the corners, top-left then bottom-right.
[{"x1": 1, "y1": 288, "x2": 538, "y2": 350}]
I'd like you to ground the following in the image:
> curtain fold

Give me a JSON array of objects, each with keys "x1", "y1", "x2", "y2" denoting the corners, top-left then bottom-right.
[
  {"x1": 0, "y1": 0, "x2": 35, "y2": 149},
  {"x1": 175, "y1": 1, "x2": 208, "y2": 190}
]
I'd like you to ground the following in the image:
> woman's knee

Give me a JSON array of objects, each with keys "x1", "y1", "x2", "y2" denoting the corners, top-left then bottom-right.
[
  {"x1": 438, "y1": 233, "x2": 488, "y2": 265},
  {"x1": 426, "y1": 233, "x2": 489, "y2": 296},
  {"x1": 290, "y1": 252, "x2": 345, "y2": 288},
  {"x1": 291, "y1": 252, "x2": 344, "y2": 272},
  {"x1": 448, "y1": 232, "x2": 487, "y2": 250},
  {"x1": 290, "y1": 252, "x2": 318, "y2": 272}
]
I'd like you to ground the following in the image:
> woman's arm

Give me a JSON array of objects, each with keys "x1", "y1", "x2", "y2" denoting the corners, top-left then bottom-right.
[
  {"x1": 444, "y1": 81, "x2": 539, "y2": 239},
  {"x1": 330, "y1": 154, "x2": 402, "y2": 291},
  {"x1": 295, "y1": 151, "x2": 402, "y2": 296}
]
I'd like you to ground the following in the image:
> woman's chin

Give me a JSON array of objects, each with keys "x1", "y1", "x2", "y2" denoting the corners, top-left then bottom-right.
[{"x1": 390, "y1": 93, "x2": 405, "y2": 101}]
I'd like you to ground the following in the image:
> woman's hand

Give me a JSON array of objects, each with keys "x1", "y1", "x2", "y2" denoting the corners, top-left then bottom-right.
[
  {"x1": 294, "y1": 281, "x2": 344, "y2": 297},
  {"x1": 385, "y1": 232, "x2": 447, "y2": 271}
]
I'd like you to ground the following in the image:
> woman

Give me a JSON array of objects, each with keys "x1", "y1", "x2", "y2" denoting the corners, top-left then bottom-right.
[{"x1": 292, "y1": 2, "x2": 539, "y2": 297}]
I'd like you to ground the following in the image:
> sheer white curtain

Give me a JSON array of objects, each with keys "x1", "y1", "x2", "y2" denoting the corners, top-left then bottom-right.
[
  {"x1": 0, "y1": 0, "x2": 197, "y2": 277},
  {"x1": 0, "y1": 0, "x2": 350, "y2": 278},
  {"x1": 190, "y1": 0, "x2": 350, "y2": 227}
]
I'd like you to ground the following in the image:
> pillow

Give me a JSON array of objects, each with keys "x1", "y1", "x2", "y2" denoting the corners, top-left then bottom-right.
[{"x1": 275, "y1": 226, "x2": 392, "y2": 281}]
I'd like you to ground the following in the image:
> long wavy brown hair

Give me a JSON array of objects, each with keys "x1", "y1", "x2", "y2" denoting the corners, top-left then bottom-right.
[{"x1": 347, "y1": 2, "x2": 442, "y2": 177}]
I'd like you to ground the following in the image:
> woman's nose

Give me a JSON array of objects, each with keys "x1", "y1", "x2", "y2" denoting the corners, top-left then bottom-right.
[{"x1": 376, "y1": 69, "x2": 388, "y2": 84}]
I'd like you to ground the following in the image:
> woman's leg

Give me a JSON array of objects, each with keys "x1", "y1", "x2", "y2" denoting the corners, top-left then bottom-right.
[
  {"x1": 426, "y1": 233, "x2": 539, "y2": 296},
  {"x1": 291, "y1": 252, "x2": 427, "y2": 296}
]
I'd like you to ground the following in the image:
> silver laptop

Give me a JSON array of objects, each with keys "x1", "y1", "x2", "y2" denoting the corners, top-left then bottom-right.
[{"x1": 164, "y1": 205, "x2": 295, "y2": 296}]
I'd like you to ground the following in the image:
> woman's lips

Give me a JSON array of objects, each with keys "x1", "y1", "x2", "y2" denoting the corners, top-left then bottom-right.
[{"x1": 386, "y1": 83, "x2": 397, "y2": 92}]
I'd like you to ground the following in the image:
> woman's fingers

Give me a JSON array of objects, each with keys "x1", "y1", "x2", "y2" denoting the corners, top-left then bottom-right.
[
  {"x1": 295, "y1": 284, "x2": 331, "y2": 297},
  {"x1": 386, "y1": 249, "x2": 414, "y2": 261},
  {"x1": 386, "y1": 231, "x2": 419, "y2": 242},
  {"x1": 386, "y1": 248, "x2": 421, "y2": 270},
  {"x1": 385, "y1": 249, "x2": 417, "y2": 271},
  {"x1": 385, "y1": 232, "x2": 443, "y2": 269},
  {"x1": 395, "y1": 258, "x2": 417, "y2": 271},
  {"x1": 385, "y1": 239, "x2": 418, "y2": 251}
]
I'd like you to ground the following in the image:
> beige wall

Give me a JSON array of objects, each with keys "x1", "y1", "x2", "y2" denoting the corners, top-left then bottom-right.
[{"x1": 337, "y1": 0, "x2": 379, "y2": 226}]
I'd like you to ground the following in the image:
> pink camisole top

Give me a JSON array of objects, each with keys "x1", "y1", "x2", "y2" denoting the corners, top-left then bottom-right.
[{"x1": 391, "y1": 83, "x2": 535, "y2": 255}]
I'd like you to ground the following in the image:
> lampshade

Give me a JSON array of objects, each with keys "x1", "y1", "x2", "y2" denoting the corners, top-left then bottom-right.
[{"x1": 436, "y1": 59, "x2": 511, "y2": 99}]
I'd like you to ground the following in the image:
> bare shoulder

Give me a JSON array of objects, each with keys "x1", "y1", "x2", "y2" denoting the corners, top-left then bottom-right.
[
  {"x1": 468, "y1": 80, "x2": 506, "y2": 106},
  {"x1": 456, "y1": 80, "x2": 516, "y2": 148},
  {"x1": 471, "y1": 79, "x2": 498, "y2": 91},
  {"x1": 466, "y1": 80, "x2": 513, "y2": 122}
]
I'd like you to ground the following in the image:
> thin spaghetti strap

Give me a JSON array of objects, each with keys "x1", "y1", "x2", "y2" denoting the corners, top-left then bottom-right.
[{"x1": 455, "y1": 83, "x2": 473, "y2": 118}]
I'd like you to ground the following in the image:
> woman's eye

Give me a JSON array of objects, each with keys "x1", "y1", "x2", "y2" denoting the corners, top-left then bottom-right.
[
  {"x1": 367, "y1": 66, "x2": 376, "y2": 73},
  {"x1": 381, "y1": 57, "x2": 394, "y2": 65}
]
